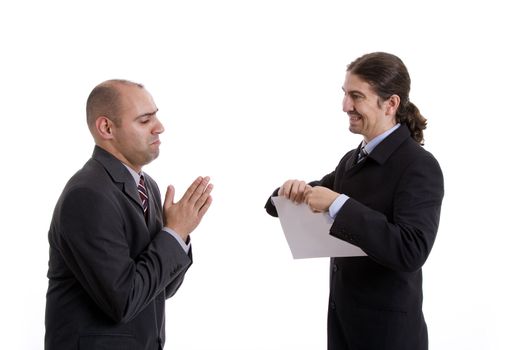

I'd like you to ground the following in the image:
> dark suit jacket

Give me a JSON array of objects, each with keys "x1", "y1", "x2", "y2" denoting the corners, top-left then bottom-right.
[
  {"x1": 45, "y1": 146, "x2": 192, "y2": 350},
  {"x1": 265, "y1": 125, "x2": 444, "y2": 350}
]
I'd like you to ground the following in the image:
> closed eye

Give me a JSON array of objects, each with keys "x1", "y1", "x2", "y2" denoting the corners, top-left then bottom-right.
[
  {"x1": 138, "y1": 117, "x2": 151, "y2": 124},
  {"x1": 135, "y1": 109, "x2": 159, "y2": 124}
]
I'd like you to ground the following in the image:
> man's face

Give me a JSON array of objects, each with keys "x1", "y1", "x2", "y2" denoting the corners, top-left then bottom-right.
[
  {"x1": 111, "y1": 84, "x2": 164, "y2": 171},
  {"x1": 342, "y1": 72, "x2": 394, "y2": 142}
]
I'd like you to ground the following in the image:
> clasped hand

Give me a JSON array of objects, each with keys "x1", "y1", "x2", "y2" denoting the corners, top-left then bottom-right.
[
  {"x1": 278, "y1": 179, "x2": 339, "y2": 213},
  {"x1": 163, "y1": 176, "x2": 213, "y2": 241}
]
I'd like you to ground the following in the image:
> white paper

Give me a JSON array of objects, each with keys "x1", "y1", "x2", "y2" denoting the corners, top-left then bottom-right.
[{"x1": 272, "y1": 196, "x2": 367, "y2": 259}]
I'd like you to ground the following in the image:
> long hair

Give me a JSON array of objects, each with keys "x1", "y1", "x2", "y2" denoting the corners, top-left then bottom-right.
[{"x1": 347, "y1": 52, "x2": 427, "y2": 144}]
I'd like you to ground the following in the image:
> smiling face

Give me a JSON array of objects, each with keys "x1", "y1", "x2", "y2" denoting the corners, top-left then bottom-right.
[{"x1": 342, "y1": 72, "x2": 397, "y2": 142}]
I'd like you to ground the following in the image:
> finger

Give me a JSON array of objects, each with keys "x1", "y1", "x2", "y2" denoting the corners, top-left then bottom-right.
[
  {"x1": 188, "y1": 176, "x2": 210, "y2": 204},
  {"x1": 279, "y1": 180, "x2": 292, "y2": 199},
  {"x1": 304, "y1": 186, "x2": 312, "y2": 196},
  {"x1": 195, "y1": 183, "x2": 213, "y2": 210},
  {"x1": 198, "y1": 195, "x2": 213, "y2": 218},
  {"x1": 180, "y1": 176, "x2": 204, "y2": 202},
  {"x1": 163, "y1": 185, "x2": 175, "y2": 210},
  {"x1": 289, "y1": 181, "x2": 300, "y2": 202},
  {"x1": 291, "y1": 181, "x2": 305, "y2": 203},
  {"x1": 296, "y1": 181, "x2": 307, "y2": 203},
  {"x1": 303, "y1": 186, "x2": 312, "y2": 202},
  {"x1": 304, "y1": 189, "x2": 311, "y2": 205}
]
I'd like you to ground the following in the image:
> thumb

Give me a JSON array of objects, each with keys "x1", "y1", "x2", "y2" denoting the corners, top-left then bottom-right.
[{"x1": 163, "y1": 185, "x2": 175, "y2": 210}]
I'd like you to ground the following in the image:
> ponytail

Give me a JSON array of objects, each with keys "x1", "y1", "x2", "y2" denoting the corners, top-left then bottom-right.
[{"x1": 396, "y1": 101, "x2": 427, "y2": 145}]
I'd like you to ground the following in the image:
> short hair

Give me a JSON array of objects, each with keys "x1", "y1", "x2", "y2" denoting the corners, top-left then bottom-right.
[
  {"x1": 86, "y1": 79, "x2": 144, "y2": 129},
  {"x1": 347, "y1": 52, "x2": 427, "y2": 144}
]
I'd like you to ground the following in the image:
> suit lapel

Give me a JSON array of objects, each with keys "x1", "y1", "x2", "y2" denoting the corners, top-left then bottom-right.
[
  {"x1": 344, "y1": 141, "x2": 364, "y2": 173},
  {"x1": 91, "y1": 146, "x2": 143, "y2": 210}
]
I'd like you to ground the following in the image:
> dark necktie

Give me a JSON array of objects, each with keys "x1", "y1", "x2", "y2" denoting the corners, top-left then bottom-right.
[
  {"x1": 138, "y1": 175, "x2": 149, "y2": 220},
  {"x1": 357, "y1": 147, "x2": 368, "y2": 163}
]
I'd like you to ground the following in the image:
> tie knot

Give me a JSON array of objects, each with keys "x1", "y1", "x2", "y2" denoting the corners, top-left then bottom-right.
[{"x1": 357, "y1": 147, "x2": 368, "y2": 163}]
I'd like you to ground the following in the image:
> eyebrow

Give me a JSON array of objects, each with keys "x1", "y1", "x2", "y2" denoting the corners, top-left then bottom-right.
[
  {"x1": 135, "y1": 108, "x2": 159, "y2": 120},
  {"x1": 342, "y1": 87, "x2": 365, "y2": 96}
]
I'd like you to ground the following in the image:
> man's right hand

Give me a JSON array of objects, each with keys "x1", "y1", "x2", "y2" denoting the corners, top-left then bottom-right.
[
  {"x1": 163, "y1": 176, "x2": 213, "y2": 241},
  {"x1": 278, "y1": 179, "x2": 312, "y2": 204}
]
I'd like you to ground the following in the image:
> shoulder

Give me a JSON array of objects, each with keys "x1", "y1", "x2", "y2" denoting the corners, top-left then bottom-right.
[
  {"x1": 64, "y1": 158, "x2": 111, "y2": 191},
  {"x1": 408, "y1": 140, "x2": 441, "y2": 169},
  {"x1": 57, "y1": 158, "x2": 118, "y2": 211},
  {"x1": 396, "y1": 138, "x2": 441, "y2": 165},
  {"x1": 379, "y1": 139, "x2": 444, "y2": 191},
  {"x1": 54, "y1": 167, "x2": 122, "y2": 231},
  {"x1": 394, "y1": 140, "x2": 444, "y2": 191}
]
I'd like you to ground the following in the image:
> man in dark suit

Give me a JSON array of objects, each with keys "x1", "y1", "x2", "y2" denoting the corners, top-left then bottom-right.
[
  {"x1": 265, "y1": 52, "x2": 444, "y2": 350},
  {"x1": 45, "y1": 79, "x2": 213, "y2": 350}
]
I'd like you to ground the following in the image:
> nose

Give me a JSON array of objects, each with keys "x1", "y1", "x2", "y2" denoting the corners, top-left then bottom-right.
[
  {"x1": 153, "y1": 118, "x2": 165, "y2": 134},
  {"x1": 342, "y1": 94, "x2": 353, "y2": 113}
]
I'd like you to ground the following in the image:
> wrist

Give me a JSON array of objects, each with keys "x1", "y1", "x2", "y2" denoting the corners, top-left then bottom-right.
[{"x1": 166, "y1": 224, "x2": 189, "y2": 240}]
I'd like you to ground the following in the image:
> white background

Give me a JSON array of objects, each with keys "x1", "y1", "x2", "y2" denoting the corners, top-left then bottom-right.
[{"x1": 1, "y1": 1, "x2": 524, "y2": 349}]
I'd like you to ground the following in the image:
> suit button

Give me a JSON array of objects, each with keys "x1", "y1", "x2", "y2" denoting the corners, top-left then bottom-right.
[
  {"x1": 332, "y1": 264, "x2": 338, "y2": 272},
  {"x1": 329, "y1": 301, "x2": 336, "y2": 310}
]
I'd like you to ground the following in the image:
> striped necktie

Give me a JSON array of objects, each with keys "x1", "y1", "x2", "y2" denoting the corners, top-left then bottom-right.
[
  {"x1": 357, "y1": 146, "x2": 368, "y2": 163},
  {"x1": 138, "y1": 175, "x2": 149, "y2": 219}
]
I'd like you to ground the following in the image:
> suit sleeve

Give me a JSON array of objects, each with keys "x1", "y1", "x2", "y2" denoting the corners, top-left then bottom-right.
[
  {"x1": 165, "y1": 247, "x2": 192, "y2": 299},
  {"x1": 264, "y1": 188, "x2": 280, "y2": 217},
  {"x1": 316, "y1": 171, "x2": 335, "y2": 189},
  {"x1": 329, "y1": 153, "x2": 444, "y2": 272},
  {"x1": 55, "y1": 186, "x2": 192, "y2": 323}
]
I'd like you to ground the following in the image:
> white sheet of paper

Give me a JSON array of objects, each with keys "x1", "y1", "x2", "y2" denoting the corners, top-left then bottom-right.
[{"x1": 272, "y1": 196, "x2": 367, "y2": 259}]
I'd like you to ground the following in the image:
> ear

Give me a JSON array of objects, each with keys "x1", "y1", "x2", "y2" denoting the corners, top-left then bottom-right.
[
  {"x1": 385, "y1": 94, "x2": 401, "y2": 117},
  {"x1": 94, "y1": 116, "x2": 114, "y2": 140}
]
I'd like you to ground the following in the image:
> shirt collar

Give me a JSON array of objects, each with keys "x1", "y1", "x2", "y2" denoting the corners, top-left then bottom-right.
[
  {"x1": 362, "y1": 123, "x2": 401, "y2": 155},
  {"x1": 123, "y1": 163, "x2": 143, "y2": 186}
]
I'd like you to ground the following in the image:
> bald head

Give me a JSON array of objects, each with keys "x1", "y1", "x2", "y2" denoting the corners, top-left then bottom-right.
[{"x1": 86, "y1": 79, "x2": 144, "y2": 131}]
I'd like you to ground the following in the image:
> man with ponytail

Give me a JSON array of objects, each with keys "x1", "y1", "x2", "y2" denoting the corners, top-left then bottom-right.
[{"x1": 265, "y1": 52, "x2": 444, "y2": 350}]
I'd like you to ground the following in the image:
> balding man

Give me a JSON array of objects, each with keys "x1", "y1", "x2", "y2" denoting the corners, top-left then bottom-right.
[{"x1": 45, "y1": 79, "x2": 213, "y2": 350}]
